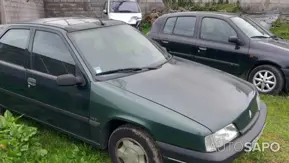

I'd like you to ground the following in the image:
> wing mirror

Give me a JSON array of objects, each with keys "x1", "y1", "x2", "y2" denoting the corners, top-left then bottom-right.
[
  {"x1": 228, "y1": 36, "x2": 242, "y2": 45},
  {"x1": 103, "y1": 9, "x2": 107, "y2": 14},
  {"x1": 56, "y1": 74, "x2": 85, "y2": 86}
]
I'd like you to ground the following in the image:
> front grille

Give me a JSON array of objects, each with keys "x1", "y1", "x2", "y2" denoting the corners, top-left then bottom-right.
[{"x1": 234, "y1": 96, "x2": 259, "y2": 134}]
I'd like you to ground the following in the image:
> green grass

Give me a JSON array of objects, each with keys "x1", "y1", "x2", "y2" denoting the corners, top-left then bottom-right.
[{"x1": 270, "y1": 25, "x2": 289, "y2": 39}]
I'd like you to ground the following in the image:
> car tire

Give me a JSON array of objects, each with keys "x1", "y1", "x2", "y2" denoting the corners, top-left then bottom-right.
[
  {"x1": 249, "y1": 65, "x2": 284, "y2": 94},
  {"x1": 108, "y1": 124, "x2": 162, "y2": 163}
]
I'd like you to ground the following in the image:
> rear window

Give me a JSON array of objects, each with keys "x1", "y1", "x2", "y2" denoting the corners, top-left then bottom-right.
[
  {"x1": 162, "y1": 16, "x2": 196, "y2": 37},
  {"x1": 163, "y1": 17, "x2": 176, "y2": 34},
  {"x1": 173, "y1": 17, "x2": 196, "y2": 36}
]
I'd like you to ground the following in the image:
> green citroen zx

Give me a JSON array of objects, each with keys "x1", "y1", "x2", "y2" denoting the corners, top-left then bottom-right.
[{"x1": 0, "y1": 17, "x2": 267, "y2": 163}]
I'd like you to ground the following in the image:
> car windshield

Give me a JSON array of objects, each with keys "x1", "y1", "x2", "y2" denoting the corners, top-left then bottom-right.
[
  {"x1": 231, "y1": 16, "x2": 270, "y2": 38},
  {"x1": 69, "y1": 25, "x2": 168, "y2": 75},
  {"x1": 110, "y1": 1, "x2": 140, "y2": 13}
]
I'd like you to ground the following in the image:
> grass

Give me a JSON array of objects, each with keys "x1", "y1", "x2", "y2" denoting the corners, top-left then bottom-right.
[
  {"x1": 270, "y1": 19, "x2": 289, "y2": 39},
  {"x1": 3, "y1": 19, "x2": 289, "y2": 163}
]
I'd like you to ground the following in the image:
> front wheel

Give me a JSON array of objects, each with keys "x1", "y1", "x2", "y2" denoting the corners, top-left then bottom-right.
[
  {"x1": 108, "y1": 124, "x2": 162, "y2": 163},
  {"x1": 249, "y1": 65, "x2": 284, "y2": 94}
]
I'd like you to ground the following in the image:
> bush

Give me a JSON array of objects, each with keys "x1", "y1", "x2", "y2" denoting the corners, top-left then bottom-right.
[{"x1": 0, "y1": 111, "x2": 47, "y2": 163}]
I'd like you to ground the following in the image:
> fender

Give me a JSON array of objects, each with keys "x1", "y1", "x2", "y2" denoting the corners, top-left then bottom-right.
[{"x1": 98, "y1": 114, "x2": 154, "y2": 148}]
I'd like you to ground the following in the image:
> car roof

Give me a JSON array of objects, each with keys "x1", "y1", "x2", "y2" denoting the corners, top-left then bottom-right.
[
  {"x1": 161, "y1": 11, "x2": 239, "y2": 18},
  {"x1": 11, "y1": 17, "x2": 125, "y2": 32}
]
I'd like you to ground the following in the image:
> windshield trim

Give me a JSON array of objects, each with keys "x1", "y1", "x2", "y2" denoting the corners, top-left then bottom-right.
[{"x1": 67, "y1": 24, "x2": 171, "y2": 81}]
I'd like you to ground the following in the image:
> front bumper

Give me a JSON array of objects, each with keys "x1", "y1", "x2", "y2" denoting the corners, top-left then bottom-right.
[{"x1": 157, "y1": 101, "x2": 267, "y2": 163}]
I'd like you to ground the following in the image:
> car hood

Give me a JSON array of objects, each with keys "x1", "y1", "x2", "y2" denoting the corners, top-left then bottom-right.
[
  {"x1": 251, "y1": 38, "x2": 289, "y2": 56},
  {"x1": 108, "y1": 13, "x2": 142, "y2": 24},
  {"x1": 107, "y1": 58, "x2": 256, "y2": 132}
]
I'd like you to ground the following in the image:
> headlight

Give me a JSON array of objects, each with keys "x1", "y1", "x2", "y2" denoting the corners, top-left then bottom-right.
[
  {"x1": 256, "y1": 92, "x2": 261, "y2": 111},
  {"x1": 205, "y1": 124, "x2": 239, "y2": 152}
]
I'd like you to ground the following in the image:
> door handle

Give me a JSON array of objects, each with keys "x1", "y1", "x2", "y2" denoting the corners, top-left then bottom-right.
[
  {"x1": 198, "y1": 47, "x2": 207, "y2": 51},
  {"x1": 27, "y1": 77, "x2": 36, "y2": 87},
  {"x1": 161, "y1": 40, "x2": 169, "y2": 44}
]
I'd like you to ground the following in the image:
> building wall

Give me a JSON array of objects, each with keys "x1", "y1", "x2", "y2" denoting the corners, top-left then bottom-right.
[
  {"x1": 240, "y1": 0, "x2": 289, "y2": 14},
  {"x1": 0, "y1": 0, "x2": 45, "y2": 23},
  {"x1": 44, "y1": 0, "x2": 164, "y2": 18},
  {"x1": 44, "y1": 0, "x2": 103, "y2": 18}
]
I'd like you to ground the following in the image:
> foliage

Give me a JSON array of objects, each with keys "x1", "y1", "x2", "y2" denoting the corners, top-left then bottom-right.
[
  {"x1": 162, "y1": 1, "x2": 241, "y2": 12},
  {"x1": 0, "y1": 111, "x2": 47, "y2": 163},
  {"x1": 270, "y1": 19, "x2": 289, "y2": 39}
]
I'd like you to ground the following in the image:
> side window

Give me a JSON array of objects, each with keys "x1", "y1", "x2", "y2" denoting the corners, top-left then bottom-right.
[
  {"x1": 163, "y1": 17, "x2": 176, "y2": 34},
  {"x1": 201, "y1": 18, "x2": 237, "y2": 42},
  {"x1": 0, "y1": 29, "x2": 30, "y2": 66},
  {"x1": 173, "y1": 17, "x2": 196, "y2": 37},
  {"x1": 32, "y1": 31, "x2": 75, "y2": 76}
]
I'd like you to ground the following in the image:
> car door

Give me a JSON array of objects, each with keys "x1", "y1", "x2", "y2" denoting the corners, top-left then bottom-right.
[
  {"x1": 156, "y1": 16, "x2": 199, "y2": 61},
  {"x1": 194, "y1": 17, "x2": 249, "y2": 75},
  {"x1": 0, "y1": 28, "x2": 32, "y2": 113},
  {"x1": 25, "y1": 29, "x2": 91, "y2": 139}
]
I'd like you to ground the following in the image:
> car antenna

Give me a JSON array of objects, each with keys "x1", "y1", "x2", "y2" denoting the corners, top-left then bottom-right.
[
  {"x1": 94, "y1": 13, "x2": 105, "y2": 25},
  {"x1": 87, "y1": 3, "x2": 105, "y2": 25}
]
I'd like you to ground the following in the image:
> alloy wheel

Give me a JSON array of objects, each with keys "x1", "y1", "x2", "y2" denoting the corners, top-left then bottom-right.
[
  {"x1": 115, "y1": 138, "x2": 148, "y2": 163},
  {"x1": 253, "y1": 70, "x2": 276, "y2": 93}
]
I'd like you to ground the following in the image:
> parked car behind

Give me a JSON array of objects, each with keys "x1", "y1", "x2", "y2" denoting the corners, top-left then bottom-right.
[
  {"x1": 0, "y1": 17, "x2": 267, "y2": 163},
  {"x1": 102, "y1": 0, "x2": 142, "y2": 30},
  {"x1": 148, "y1": 11, "x2": 289, "y2": 94}
]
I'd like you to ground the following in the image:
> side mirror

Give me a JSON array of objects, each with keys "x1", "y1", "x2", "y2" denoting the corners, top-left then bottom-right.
[
  {"x1": 103, "y1": 9, "x2": 107, "y2": 14},
  {"x1": 56, "y1": 74, "x2": 84, "y2": 86},
  {"x1": 228, "y1": 36, "x2": 242, "y2": 45}
]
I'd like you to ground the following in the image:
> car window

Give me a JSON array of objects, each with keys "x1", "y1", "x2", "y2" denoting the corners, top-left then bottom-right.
[
  {"x1": 173, "y1": 17, "x2": 196, "y2": 37},
  {"x1": 0, "y1": 29, "x2": 30, "y2": 67},
  {"x1": 201, "y1": 18, "x2": 237, "y2": 42},
  {"x1": 231, "y1": 16, "x2": 270, "y2": 38},
  {"x1": 69, "y1": 25, "x2": 167, "y2": 74},
  {"x1": 110, "y1": 1, "x2": 140, "y2": 13},
  {"x1": 163, "y1": 17, "x2": 176, "y2": 34},
  {"x1": 32, "y1": 31, "x2": 75, "y2": 76}
]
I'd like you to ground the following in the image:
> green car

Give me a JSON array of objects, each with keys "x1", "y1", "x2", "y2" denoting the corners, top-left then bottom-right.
[{"x1": 0, "y1": 17, "x2": 267, "y2": 163}]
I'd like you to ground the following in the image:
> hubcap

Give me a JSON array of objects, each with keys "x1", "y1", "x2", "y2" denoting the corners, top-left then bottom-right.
[
  {"x1": 115, "y1": 138, "x2": 148, "y2": 163},
  {"x1": 253, "y1": 70, "x2": 276, "y2": 93}
]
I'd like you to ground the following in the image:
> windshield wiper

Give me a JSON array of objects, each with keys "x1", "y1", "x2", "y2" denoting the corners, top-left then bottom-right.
[
  {"x1": 95, "y1": 66, "x2": 159, "y2": 76},
  {"x1": 250, "y1": 35, "x2": 269, "y2": 38},
  {"x1": 269, "y1": 35, "x2": 282, "y2": 40}
]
